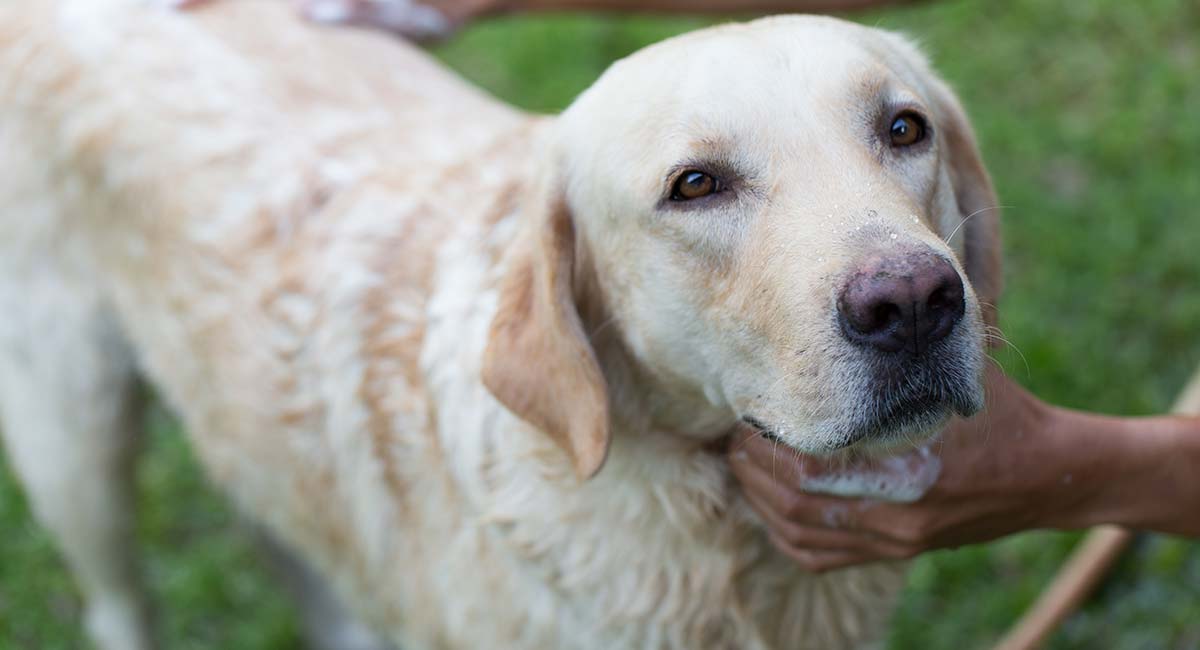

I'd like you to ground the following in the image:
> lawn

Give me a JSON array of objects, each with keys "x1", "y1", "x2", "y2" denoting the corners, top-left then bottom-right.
[{"x1": 2, "y1": 0, "x2": 1199, "y2": 647}]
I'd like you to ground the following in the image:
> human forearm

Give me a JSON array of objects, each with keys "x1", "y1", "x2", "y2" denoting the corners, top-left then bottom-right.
[
  {"x1": 730, "y1": 365, "x2": 1200, "y2": 572},
  {"x1": 1045, "y1": 408, "x2": 1200, "y2": 536},
  {"x1": 491, "y1": 0, "x2": 918, "y2": 15},
  {"x1": 276, "y1": 0, "x2": 924, "y2": 39}
]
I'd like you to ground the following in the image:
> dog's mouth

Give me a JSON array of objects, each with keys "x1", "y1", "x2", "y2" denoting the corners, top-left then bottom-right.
[
  {"x1": 835, "y1": 339, "x2": 985, "y2": 450},
  {"x1": 835, "y1": 390, "x2": 961, "y2": 449},
  {"x1": 740, "y1": 415, "x2": 783, "y2": 442}
]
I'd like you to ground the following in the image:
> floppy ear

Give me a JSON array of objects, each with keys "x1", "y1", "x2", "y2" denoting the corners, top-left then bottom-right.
[
  {"x1": 927, "y1": 76, "x2": 1004, "y2": 327},
  {"x1": 482, "y1": 173, "x2": 610, "y2": 479}
]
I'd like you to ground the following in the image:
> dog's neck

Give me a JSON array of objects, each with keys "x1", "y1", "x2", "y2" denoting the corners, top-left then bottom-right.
[
  {"x1": 571, "y1": 237, "x2": 739, "y2": 448},
  {"x1": 408, "y1": 160, "x2": 905, "y2": 650}
]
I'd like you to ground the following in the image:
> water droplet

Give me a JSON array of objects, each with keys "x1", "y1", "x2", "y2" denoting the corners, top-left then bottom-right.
[{"x1": 889, "y1": 232, "x2": 898, "y2": 240}]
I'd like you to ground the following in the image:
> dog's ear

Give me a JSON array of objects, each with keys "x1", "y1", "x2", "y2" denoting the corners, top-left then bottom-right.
[
  {"x1": 927, "y1": 76, "x2": 1004, "y2": 327},
  {"x1": 482, "y1": 170, "x2": 610, "y2": 480}
]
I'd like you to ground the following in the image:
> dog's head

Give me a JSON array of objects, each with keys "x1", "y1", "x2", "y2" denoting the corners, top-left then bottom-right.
[{"x1": 484, "y1": 16, "x2": 1001, "y2": 478}]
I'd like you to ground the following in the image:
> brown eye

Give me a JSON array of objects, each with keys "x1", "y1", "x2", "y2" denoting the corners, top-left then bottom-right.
[
  {"x1": 671, "y1": 170, "x2": 719, "y2": 201},
  {"x1": 889, "y1": 111, "x2": 927, "y2": 147}
]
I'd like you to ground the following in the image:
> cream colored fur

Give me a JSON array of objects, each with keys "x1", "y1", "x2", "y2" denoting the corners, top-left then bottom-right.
[{"x1": 0, "y1": 1, "x2": 1001, "y2": 648}]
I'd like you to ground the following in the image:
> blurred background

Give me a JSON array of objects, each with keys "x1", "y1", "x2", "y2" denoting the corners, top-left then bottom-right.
[{"x1": 1, "y1": 0, "x2": 1198, "y2": 647}]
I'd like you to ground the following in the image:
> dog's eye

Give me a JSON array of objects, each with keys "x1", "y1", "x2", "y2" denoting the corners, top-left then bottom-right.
[
  {"x1": 671, "y1": 170, "x2": 720, "y2": 201},
  {"x1": 889, "y1": 111, "x2": 927, "y2": 147}
]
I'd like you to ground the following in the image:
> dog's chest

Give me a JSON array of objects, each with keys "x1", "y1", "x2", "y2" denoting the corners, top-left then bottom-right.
[{"x1": 393, "y1": 428, "x2": 908, "y2": 650}]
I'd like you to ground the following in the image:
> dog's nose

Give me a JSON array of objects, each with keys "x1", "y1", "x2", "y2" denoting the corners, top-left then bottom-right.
[{"x1": 837, "y1": 250, "x2": 965, "y2": 355}]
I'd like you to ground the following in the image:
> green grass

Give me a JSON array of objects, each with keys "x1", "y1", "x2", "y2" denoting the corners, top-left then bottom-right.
[
  {"x1": 0, "y1": 404, "x2": 300, "y2": 650},
  {"x1": 2, "y1": 0, "x2": 1199, "y2": 647}
]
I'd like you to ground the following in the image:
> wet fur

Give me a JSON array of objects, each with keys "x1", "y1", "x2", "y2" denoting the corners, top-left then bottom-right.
[{"x1": 0, "y1": 2, "x2": 999, "y2": 648}]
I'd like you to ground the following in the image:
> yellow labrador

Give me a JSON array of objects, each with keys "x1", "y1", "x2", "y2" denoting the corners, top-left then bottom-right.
[{"x1": 0, "y1": 1, "x2": 1000, "y2": 648}]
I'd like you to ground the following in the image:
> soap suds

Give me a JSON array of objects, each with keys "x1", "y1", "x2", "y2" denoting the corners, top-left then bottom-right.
[{"x1": 799, "y1": 444, "x2": 941, "y2": 503}]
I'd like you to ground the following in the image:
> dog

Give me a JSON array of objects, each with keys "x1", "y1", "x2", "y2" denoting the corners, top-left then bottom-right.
[{"x1": 0, "y1": 1, "x2": 1001, "y2": 648}]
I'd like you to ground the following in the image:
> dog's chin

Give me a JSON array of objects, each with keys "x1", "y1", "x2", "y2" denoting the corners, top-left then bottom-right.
[
  {"x1": 829, "y1": 405, "x2": 952, "y2": 455},
  {"x1": 835, "y1": 381, "x2": 982, "y2": 451},
  {"x1": 743, "y1": 382, "x2": 982, "y2": 457},
  {"x1": 826, "y1": 353, "x2": 987, "y2": 451}
]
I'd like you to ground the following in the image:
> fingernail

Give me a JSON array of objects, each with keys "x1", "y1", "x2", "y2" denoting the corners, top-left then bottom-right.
[
  {"x1": 304, "y1": 0, "x2": 354, "y2": 23},
  {"x1": 372, "y1": 1, "x2": 452, "y2": 38}
]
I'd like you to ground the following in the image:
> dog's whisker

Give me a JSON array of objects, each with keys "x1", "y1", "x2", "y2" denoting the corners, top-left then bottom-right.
[
  {"x1": 983, "y1": 324, "x2": 1031, "y2": 377},
  {"x1": 943, "y1": 205, "x2": 1009, "y2": 245},
  {"x1": 587, "y1": 315, "x2": 620, "y2": 341}
]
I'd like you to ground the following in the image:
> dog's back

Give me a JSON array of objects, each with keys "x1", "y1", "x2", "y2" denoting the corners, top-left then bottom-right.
[{"x1": 0, "y1": 1, "x2": 538, "y2": 646}]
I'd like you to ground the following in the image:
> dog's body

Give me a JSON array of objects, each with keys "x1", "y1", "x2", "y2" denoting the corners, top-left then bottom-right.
[{"x1": 0, "y1": 1, "x2": 1001, "y2": 648}]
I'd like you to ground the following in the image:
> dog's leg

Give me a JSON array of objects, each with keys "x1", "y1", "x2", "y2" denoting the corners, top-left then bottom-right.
[
  {"x1": 0, "y1": 275, "x2": 153, "y2": 650},
  {"x1": 252, "y1": 527, "x2": 396, "y2": 650}
]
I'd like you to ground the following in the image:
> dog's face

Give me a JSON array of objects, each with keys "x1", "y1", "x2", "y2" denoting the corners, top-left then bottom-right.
[{"x1": 485, "y1": 16, "x2": 1001, "y2": 478}]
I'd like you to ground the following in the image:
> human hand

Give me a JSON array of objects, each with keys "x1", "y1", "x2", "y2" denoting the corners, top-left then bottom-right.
[
  {"x1": 728, "y1": 364, "x2": 1096, "y2": 572},
  {"x1": 167, "y1": 0, "x2": 494, "y2": 40},
  {"x1": 293, "y1": 0, "x2": 495, "y2": 39}
]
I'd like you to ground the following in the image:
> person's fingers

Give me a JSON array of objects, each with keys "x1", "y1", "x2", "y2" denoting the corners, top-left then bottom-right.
[
  {"x1": 742, "y1": 483, "x2": 918, "y2": 561},
  {"x1": 731, "y1": 448, "x2": 898, "y2": 536},
  {"x1": 297, "y1": 0, "x2": 457, "y2": 40},
  {"x1": 160, "y1": 0, "x2": 212, "y2": 9},
  {"x1": 732, "y1": 429, "x2": 817, "y2": 484},
  {"x1": 736, "y1": 429, "x2": 944, "y2": 503},
  {"x1": 735, "y1": 429, "x2": 889, "y2": 489},
  {"x1": 741, "y1": 481, "x2": 865, "y2": 551},
  {"x1": 731, "y1": 447, "x2": 943, "y2": 550},
  {"x1": 730, "y1": 447, "x2": 842, "y2": 527}
]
